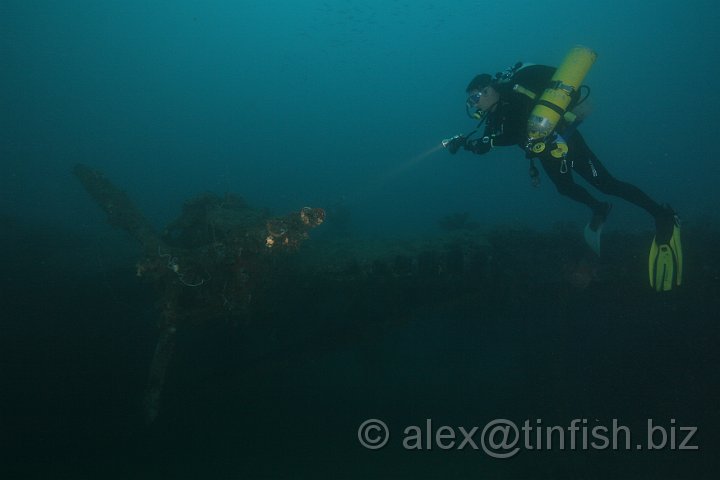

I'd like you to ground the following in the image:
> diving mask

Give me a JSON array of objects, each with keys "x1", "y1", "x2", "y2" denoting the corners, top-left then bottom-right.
[
  {"x1": 466, "y1": 90, "x2": 485, "y2": 107},
  {"x1": 465, "y1": 89, "x2": 488, "y2": 120}
]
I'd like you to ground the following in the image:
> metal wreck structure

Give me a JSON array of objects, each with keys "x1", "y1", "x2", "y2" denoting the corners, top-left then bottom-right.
[
  {"x1": 74, "y1": 164, "x2": 325, "y2": 422},
  {"x1": 74, "y1": 164, "x2": 630, "y2": 425}
]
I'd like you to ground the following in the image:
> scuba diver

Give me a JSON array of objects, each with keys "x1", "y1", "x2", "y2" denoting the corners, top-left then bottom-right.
[{"x1": 443, "y1": 46, "x2": 682, "y2": 291}]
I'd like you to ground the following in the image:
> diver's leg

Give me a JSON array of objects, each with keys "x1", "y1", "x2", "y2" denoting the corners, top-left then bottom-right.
[
  {"x1": 568, "y1": 133, "x2": 664, "y2": 218},
  {"x1": 540, "y1": 153, "x2": 610, "y2": 255},
  {"x1": 539, "y1": 155, "x2": 605, "y2": 211}
]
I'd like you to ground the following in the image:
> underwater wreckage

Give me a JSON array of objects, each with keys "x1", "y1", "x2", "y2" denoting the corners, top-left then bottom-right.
[
  {"x1": 74, "y1": 164, "x2": 664, "y2": 424},
  {"x1": 74, "y1": 164, "x2": 325, "y2": 422}
]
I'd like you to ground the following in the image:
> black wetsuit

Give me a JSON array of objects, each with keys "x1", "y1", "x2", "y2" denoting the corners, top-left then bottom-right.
[{"x1": 463, "y1": 65, "x2": 664, "y2": 219}]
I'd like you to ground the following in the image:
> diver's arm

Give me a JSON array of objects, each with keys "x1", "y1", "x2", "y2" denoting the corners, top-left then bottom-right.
[
  {"x1": 445, "y1": 122, "x2": 495, "y2": 156},
  {"x1": 463, "y1": 122, "x2": 496, "y2": 155},
  {"x1": 464, "y1": 136, "x2": 493, "y2": 155}
]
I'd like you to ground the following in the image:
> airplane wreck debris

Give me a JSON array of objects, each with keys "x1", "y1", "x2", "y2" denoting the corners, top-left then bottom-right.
[
  {"x1": 73, "y1": 164, "x2": 325, "y2": 422},
  {"x1": 73, "y1": 163, "x2": 622, "y2": 426}
]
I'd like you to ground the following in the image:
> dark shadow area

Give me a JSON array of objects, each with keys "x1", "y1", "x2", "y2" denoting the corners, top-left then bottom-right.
[{"x1": 1, "y1": 213, "x2": 718, "y2": 479}]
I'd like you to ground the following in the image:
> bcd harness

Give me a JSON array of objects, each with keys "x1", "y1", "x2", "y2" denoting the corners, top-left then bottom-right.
[
  {"x1": 467, "y1": 47, "x2": 597, "y2": 181},
  {"x1": 516, "y1": 77, "x2": 594, "y2": 180}
]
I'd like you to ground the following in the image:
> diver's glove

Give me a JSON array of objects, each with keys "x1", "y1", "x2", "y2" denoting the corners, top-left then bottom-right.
[{"x1": 442, "y1": 134, "x2": 466, "y2": 154}]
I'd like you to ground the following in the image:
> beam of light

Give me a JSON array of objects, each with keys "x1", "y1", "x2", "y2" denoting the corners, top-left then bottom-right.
[
  {"x1": 373, "y1": 142, "x2": 445, "y2": 188},
  {"x1": 325, "y1": 142, "x2": 447, "y2": 214}
]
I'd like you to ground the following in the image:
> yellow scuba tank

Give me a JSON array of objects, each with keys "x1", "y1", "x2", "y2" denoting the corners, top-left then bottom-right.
[{"x1": 527, "y1": 46, "x2": 597, "y2": 149}]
